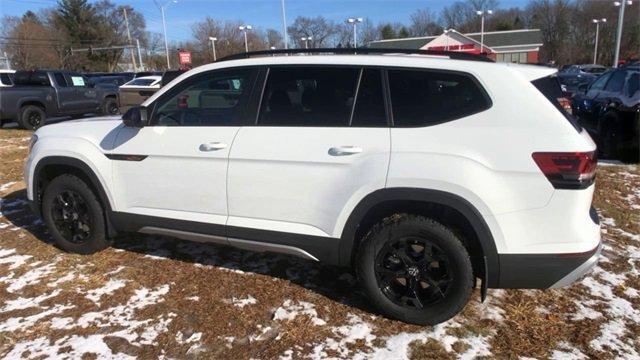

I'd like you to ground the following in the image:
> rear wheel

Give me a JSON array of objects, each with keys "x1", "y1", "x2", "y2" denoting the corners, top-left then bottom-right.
[
  {"x1": 356, "y1": 215, "x2": 474, "y2": 325},
  {"x1": 42, "y1": 174, "x2": 110, "y2": 254},
  {"x1": 102, "y1": 97, "x2": 119, "y2": 115},
  {"x1": 18, "y1": 105, "x2": 45, "y2": 130}
]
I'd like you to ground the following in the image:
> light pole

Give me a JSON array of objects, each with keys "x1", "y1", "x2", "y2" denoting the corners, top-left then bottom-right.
[
  {"x1": 209, "y1": 37, "x2": 217, "y2": 61},
  {"x1": 476, "y1": 10, "x2": 493, "y2": 53},
  {"x1": 156, "y1": 0, "x2": 178, "y2": 69},
  {"x1": 301, "y1": 36, "x2": 312, "y2": 49},
  {"x1": 346, "y1": 18, "x2": 363, "y2": 48},
  {"x1": 592, "y1": 18, "x2": 606, "y2": 64},
  {"x1": 281, "y1": 0, "x2": 288, "y2": 49},
  {"x1": 239, "y1": 25, "x2": 253, "y2": 53},
  {"x1": 613, "y1": 1, "x2": 633, "y2": 67}
]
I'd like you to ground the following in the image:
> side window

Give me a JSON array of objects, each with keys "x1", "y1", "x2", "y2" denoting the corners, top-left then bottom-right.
[
  {"x1": 388, "y1": 69, "x2": 490, "y2": 127},
  {"x1": 69, "y1": 74, "x2": 86, "y2": 87},
  {"x1": 604, "y1": 71, "x2": 626, "y2": 92},
  {"x1": 0, "y1": 73, "x2": 12, "y2": 85},
  {"x1": 590, "y1": 73, "x2": 611, "y2": 91},
  {"x1": 258, "y1": 67, "x2": 359, "y2": 127},
  {"x1": 626, "y1": 73, "x2": 639, "y2": 97},
  {"x1": 153, "y1": 69, "x2": 251, "y2": 126},
  {"x1": 351, "y1": 69, "x2": 387, "y2": 127},
  {"x1": 54, "y1": 73, "x2": 68, "y2": 87}
]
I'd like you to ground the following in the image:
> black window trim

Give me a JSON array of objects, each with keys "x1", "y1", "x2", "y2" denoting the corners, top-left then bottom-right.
[
  {"x1": 146, "y1": 66, "x2": 259, "y2": 127},
  {"x1": 254, "y1": 64, "x2": 393, "y2": 128},
  {"x1": 385, "y1": 66, "x2": 493, "y2": 128}
]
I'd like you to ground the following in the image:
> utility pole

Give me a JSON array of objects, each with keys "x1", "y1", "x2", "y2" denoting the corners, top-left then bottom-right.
[
  {"x1": 209, "y1": 37, "x2": 217, "y2": 61},
  {"x1": 3, "y1": 52, "x2": 9, "y2": 70},
  {"x1": 136, "y1": 39, "x2": 144, "y2": 70},
  {"x1": 123, "y1": 7, "x2": 137, "y2": 71},
  {"x1": 281, "y1": 0, "x2": 288, "y2": 49}
]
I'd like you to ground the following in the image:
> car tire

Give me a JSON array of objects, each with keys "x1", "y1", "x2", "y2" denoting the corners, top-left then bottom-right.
[
  {"x1": 102, "y1": 97, "x2": 119, "y2": 115},
  {"x1": 356, "y1": 214, "x2": 474, "y2": 325},
  {"x1": 42, "y1": 174, "x2": 111, "y2": 254},
  {"x1": 18, "y1": 105, "x2": 46, "y2": 130}
]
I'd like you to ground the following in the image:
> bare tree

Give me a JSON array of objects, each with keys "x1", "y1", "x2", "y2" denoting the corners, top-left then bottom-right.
[
  {"x1": 409, "y1": 8, "x2": 442, "y2": 36},
  {"x1": 441, "y1": 0, "x2": 500, "y2": 32},
  {"x1": 287, "y1": 16, "x2": 337, "y2": 48},
  {"x1": 526, "y1": 0, "x2": 573, "y2": 64}
]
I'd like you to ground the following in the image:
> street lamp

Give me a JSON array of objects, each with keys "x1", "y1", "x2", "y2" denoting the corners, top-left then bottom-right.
[
  {"x1": 156, "y1": 0, "x2": 178, "y2": 69},
  {"x1": 301, "y1": 36, "x2": 312, "y2": 49},
  {"x1": 613, "y1": 1, "x2": 634, "y2": 67},
  {"x1": 476, "y1": 10, "x2": 493, "y2": 53},
  {"x1": 209, "y1": 37, "x2": 217, "y2": 61},
  {"x1": 592, "y1": 19, "x2": 606, "y2": 64},
  {"x1": 239, "y1": 25, "x2": 253, "y2": 53},
  {"x1": 346, "y1": 18, "x2": 363, "y2": 48}
]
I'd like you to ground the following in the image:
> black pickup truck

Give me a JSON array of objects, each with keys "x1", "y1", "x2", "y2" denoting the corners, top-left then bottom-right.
[{"x1": 0, "y1": 70, "x2": 119, "y2": 130}]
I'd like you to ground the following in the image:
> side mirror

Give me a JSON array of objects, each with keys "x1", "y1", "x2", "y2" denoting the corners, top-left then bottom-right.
[{"x1": 122, "y1": 106, "x2": 148, "y2": 128}]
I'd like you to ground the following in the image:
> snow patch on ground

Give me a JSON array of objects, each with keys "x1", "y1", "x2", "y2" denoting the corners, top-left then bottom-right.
[
  {"x1": 225, "y1": 295, "x2": 257, "y2": 308},
  {"x1": 273, "y1": 300, "x2": 326, "y2": 326},
  {"x1": 85, "y1": 278, "x2": 128, "y2": 305}
]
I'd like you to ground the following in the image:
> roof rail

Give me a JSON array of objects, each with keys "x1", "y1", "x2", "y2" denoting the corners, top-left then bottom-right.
[{"x1": 217, "y1": 48, "x2": 494, "y2": 63}]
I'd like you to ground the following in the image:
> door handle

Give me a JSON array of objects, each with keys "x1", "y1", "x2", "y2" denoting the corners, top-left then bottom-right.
[
  {"x1": 328, "y1": 146, "x2": 363, "y2": 156},
  {"x1": 199, "y1": 142, "x2": 227, "y2": 151}
]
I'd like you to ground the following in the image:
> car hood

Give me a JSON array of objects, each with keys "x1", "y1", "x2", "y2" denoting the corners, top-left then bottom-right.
[{"x1": 35, "y1": 116, "x2": 125, "y2": 147}]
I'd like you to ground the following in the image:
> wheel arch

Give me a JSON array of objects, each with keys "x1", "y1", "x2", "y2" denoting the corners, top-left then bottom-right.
[
  {"x1": 339, "y1": 188, "x2": 500, "y2": 288},
  {"x1": 33, "y1": 156, "x2": 117, "y2": 237}
]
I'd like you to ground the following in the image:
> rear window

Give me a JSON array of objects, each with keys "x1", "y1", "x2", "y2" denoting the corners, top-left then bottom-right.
[
  {"x1": 388, "y1": 69, "x2": 490, "y2": 127},
  {"x1": 13, "y1": 71, "x2": 51, "y2": 86},
  {"x1": 531, "y1": 75, "x2": 582, "y2": 132}
]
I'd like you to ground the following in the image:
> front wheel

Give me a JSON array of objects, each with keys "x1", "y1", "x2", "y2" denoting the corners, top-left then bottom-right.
[
  {"x1": 42, "y1": 174, "x2": 111, "y2": 254},
  {"x1": 356, "y1": 215, "x2": 474, "y2": 325},
  {"x1": 102, "y1": 97, "x2": 119, "y2": 115}
]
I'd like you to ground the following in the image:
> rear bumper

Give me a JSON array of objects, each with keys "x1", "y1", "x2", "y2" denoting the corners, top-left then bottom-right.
[{"x1": 496, "y1": 240, "x2": 601, "y2": 289}]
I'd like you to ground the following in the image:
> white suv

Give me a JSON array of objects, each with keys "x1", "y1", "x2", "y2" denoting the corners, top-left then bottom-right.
[{"x1": 24, "y1": 50, "x2": 601, "y2": 325}]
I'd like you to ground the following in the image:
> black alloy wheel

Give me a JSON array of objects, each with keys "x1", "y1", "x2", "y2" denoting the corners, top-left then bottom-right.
[
  {"x1": 375, "y1": 236, "x2": 452, "y2": 309},
  {"x1": 50, "y1": 190, "x2": 93, "y2": 244}
]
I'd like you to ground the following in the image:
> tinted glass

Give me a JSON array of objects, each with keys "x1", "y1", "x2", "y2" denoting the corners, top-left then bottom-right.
[
  {"x1": 626, "y1": 73, "x2": 639, "y2": 97},
  {"x1": 388, "y1": 69, "x2": 489, "y2": 127},
  {"x1": 351, "y1": 69, "x2": 387, "y2": 127},
  {"x1": 0, "y1": 73, "x2": 12, "y2": 85},
  {"x1": 258, "y1": 67, "x2": 359, "y2": 127},
  {"x1": 54, "y1": 73, "x2": 68, "y2": 87},
  {"x1": 154, "y1": 69, "x2": 250, "y2": 126},
  {"x1": 590, "y1": 72, "x2": 611, "y2": 91},
  {"x1": 604, "y1": 70, "x2": 626, "y2": 92},
  {"x1": 13, "y1": 71, "x2": 50, "y2": 86},
  {"x1": 126, "y1": 78, "x2": 157, "y2": 86}
]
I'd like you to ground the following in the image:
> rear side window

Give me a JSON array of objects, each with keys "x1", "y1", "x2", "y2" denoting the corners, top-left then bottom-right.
[
  {"x1": 626, "y1": 73, "x2": 639, "y2": 97},
  {"x1": 388, "y1": 69, "x2": 490, "y2": 127},
  {"x1": 351, "y1": 69, "x2": 387, "y2": 127},
  {"x1": 605, "y1": 70, "x2": 626, "y2": 92},
  {"x1": 531, "y1": 75, "x2": 582, "y2": 132},
  {"x1": 54, "y1": 73, "x2": 68, "y2": 87},
  {"x1": 0, "y1": 73, "x2": 12, "y2": 85},
  {"x1": 13, "y1": 71, "x2": 51, "y2": 86},
  {"x1": 258, "y1": 67, "x2": 359, "y2": 127}
]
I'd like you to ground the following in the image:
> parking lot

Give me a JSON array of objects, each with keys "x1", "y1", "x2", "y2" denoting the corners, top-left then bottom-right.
[{"x1": 0, "y1": 128, "x2": 638, "y2": 359}]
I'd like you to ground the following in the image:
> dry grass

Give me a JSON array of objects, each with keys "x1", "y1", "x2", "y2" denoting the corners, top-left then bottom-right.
[{"x1": 0, "y1": 129, "x2": 639, "y2": 358}]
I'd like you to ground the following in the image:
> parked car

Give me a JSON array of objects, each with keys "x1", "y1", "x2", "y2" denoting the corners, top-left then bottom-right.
[
  {"x1": 572, "y1": 65, "x2": 640, "y2": 162},
  {"x1": 118, "y1": 75, "x2": 162, "y2": 113},
  {"x1": 0, "y1": 69, "x2": 15, "y2": 87},
  {"x1": 0, "y1": 70, "x2": 119, "y2": 129},
  {"x1": 558, "y1": 64, "x2": 607, "y2": 96},
  {"x1": 25, "y1": 50, "x2": 600, "y2": 325},
  {"x1": 92, "y1": 75, "x2": 129, "y2": 88}
]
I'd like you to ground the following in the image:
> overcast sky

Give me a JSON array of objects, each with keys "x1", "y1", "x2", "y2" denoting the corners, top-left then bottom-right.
[{"x1": 0, "y1": 0, "x2": 530, "y2": 41}]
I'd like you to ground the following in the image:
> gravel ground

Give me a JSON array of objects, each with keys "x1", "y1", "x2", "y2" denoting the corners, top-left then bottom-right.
[{"x1": 0, "y1": 128, "x2": 639, "y2": 359}]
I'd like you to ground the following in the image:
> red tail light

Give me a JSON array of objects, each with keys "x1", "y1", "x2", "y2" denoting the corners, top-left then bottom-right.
[
  {"x1": 557, "y1": 97, "x2": 572, "y2": 115},
  {"x1": 532, "y1": 151, "x2": 597, "y2": 189}
]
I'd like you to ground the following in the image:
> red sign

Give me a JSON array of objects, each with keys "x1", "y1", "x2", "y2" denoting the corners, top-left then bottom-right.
[{"x1": 178, "y1": 51, "x2": 192, "y2": 65}]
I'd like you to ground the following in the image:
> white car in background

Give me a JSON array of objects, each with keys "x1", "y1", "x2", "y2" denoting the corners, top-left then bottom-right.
[
  {"x1": 118, "y1": 75, "x2": 162, "y2": 113},
  {"x1": 0, "y1": 69, "x2": 15, "y2": 87}
]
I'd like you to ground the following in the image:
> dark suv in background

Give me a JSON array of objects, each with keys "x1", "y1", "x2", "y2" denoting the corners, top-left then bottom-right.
[{"x1": 572, "y1": 64, "x2": 640, "y2": 162}]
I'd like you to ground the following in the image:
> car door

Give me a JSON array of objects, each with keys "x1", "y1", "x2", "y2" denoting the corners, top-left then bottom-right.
[
  {"x1": 52, "y1": 72, "x2": 77, "y2": 114},
  {"x1": 67, "y1": 73, "x2": 100, "y2": 112},
  {"x1": 110, "y1": 67, "x2": 257, "y2": 226},
  {"x1": 227, "y1": 66, "x2": 390, "y2": 240}
]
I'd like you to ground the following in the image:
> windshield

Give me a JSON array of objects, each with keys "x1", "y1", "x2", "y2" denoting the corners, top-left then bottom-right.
[{"x1": 583, "y1": 67, "x2": 606, "y2": 74}]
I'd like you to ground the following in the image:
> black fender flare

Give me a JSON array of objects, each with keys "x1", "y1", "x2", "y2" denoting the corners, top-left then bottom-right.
[
  {"x1": 33, "y1": 156, "x2": 117, "y2": 237},
  {"x1": 339, "y1": 187, "x2": 500, "y2": 288}
]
